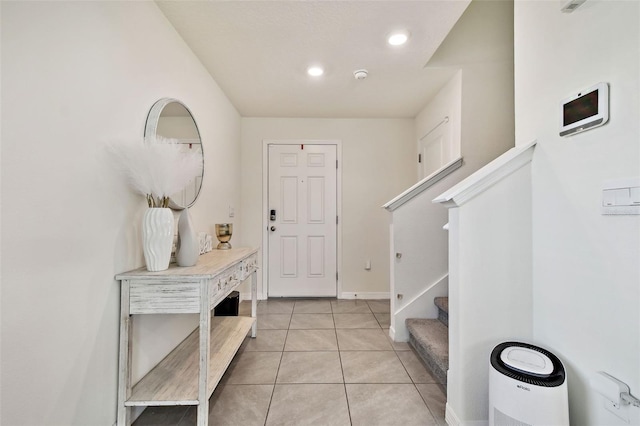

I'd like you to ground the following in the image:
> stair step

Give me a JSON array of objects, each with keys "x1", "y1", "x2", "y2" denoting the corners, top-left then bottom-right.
[
  {"x1": 434, "y1": 297, "x2": 448, "y2": 327},
  {"x1": 434, "y1": 297, "x2": 448, "y2": 314},
  {"x1": 406, "y1": 318, "x2": 448, "y2": 385}
]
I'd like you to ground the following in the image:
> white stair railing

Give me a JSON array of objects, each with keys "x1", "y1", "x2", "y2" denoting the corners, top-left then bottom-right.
[{"x1": 384, "y1": 157, "x2": 462, "y2": 342}]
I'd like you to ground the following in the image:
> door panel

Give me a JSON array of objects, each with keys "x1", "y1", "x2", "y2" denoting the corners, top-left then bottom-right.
[
  {"x1": 418, "y1": 123, "x2": 452, "y2": 179},
  {"x1": 307, "y1": 236, "x2": 325, "y2": 277},
  {"x1": 280, "y1": 237, "x2": 298, "y2": 277},
  {"x1": 268, "y1": 144, "x2": 337, "y2": 297},
  {"x1": 281, "y1": 177, "x2": 298, "y2": 223},
  {"x1": 307, "y1": 177, "x2": 325, "y2": 223}
]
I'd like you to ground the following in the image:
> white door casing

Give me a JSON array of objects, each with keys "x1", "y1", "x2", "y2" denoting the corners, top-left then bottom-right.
[{"x1": 266, "y1": 143, "x2": 339, "y2": 297}]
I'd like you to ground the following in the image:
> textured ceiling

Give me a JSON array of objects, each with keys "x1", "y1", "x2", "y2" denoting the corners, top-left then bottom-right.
[{"x1": 156, "y1": 1, "x2": 470, "y2": 118}]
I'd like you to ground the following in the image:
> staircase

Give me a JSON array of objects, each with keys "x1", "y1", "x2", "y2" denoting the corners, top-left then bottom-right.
[{"x1": 406, "y1": 296, "x2": 448, "y2": 386}]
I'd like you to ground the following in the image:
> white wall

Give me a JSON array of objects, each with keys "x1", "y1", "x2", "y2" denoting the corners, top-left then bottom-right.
[
  {"x1": 1, "y1": 2, "x2": 241, "y2": 425},
  {"x1": 423, "y1": 0, "x2": 517, "y2": 226},
  {"x1": 443, "y1": 157, "x2": 534, "y2": 424},
  {"x1": 388, "y1": 71, "x2": 462, "y2": 342},
  {"x1": 426, "y1": 0, "x2": 516, "y2": 195},
  {"x1": 515, "y1": 1, "x2": 640, "y2": 425},
  {"x1": 240, "y1": 118, "x2": 415, "y2": 298},
  {"x1": 387, "y1": 0, "x2": 515, "y2": 341}
]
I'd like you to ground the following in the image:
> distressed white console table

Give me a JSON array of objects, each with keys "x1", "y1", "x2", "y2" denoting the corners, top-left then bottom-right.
[{"x1": 115, "y1": 247, "x2": 258, "y2": 426}]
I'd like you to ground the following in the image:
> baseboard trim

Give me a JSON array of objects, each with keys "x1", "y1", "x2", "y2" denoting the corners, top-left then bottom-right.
[
  {"x1": 240, "y1": 292, "x2": 389, "y2": 301},
  {"x1": 339, "y1": 292, "x2": 390, "y2": 300},
  {"x1": 446, "y1": 403, "x2": 461, "y2": 426},
  {"x1": 239, "y1": 292, "x2": 267, "y2": 301},
  {"x1": 445, "y1": 403, "x2": 489, "y2": 426},
  {"x1": 388, "y1": 325, "x2": 396, "y2": 341}
]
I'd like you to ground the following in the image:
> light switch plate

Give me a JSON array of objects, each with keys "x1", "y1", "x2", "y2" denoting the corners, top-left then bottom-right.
[{"x1": 602, "y1": 178, "x2": 640, "y2": 215}]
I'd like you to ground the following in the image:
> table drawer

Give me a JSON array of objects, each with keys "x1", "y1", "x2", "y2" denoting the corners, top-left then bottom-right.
[
  {"x1": 239, "y1": 253, "x2": 258, "y2": 280},
  {"x1": 129, "y1": 281, "x2": 202, "y2": 314}
]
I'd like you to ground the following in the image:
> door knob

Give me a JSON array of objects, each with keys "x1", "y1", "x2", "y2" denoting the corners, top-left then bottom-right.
[{"x1": 270, "y1": 226, "x2": 276, "y2": 232}]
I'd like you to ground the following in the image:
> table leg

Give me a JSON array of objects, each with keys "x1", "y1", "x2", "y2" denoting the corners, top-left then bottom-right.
[
  {"x1": 117, "y1": 281, "x2": 132, "y2": 426},
  {"x1": 251, "y1": 271, "x2": 257, "y2": 338},
  {"x1": 197, "y1": 280, "x2": 211, "y2": 426}
]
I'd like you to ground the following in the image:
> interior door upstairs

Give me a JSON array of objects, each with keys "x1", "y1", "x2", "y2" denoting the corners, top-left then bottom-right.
[
  {"x1": 267, "y1": 144, "x2": 337, "y2": 297},
  {"x1": 418, "y1": 121, "x2": 452, "y2": 180}
]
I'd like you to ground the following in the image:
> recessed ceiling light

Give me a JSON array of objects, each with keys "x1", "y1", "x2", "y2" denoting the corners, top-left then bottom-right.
[
  {"x1": 307, "y1": 66, "x2": 324, "y2": 77},
  {"x1": 387, "y1": 31, "x2": 410, "y2": 46}
]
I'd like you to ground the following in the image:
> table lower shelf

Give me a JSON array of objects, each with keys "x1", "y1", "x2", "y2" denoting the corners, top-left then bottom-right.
[{"x1": 125, "y1": 315, "x2": 255, "y2": 406}]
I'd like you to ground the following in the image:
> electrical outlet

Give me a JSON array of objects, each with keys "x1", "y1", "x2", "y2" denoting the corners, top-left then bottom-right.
[{"x1": 228, "y1": 205, "x2": 235, "y2": 218}]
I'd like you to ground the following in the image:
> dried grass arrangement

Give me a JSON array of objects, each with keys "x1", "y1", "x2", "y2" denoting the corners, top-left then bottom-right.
[{"x1": 108, "y1": 136, "x2": 202, "y2": 208}]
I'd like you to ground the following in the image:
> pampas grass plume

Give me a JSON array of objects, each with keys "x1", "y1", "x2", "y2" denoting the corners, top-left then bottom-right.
[{"x1": 107, "y1": 136, "x2": 202, "y2": 207}]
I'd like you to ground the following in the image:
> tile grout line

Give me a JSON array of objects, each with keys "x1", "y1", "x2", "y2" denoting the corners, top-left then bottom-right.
[
  {"x1": 388, "y1": 312, "x2": 444, "y2": 425},
  {"x1": 260, "y1": 299, "x2": 295, "y2": 426},
  {"x1": 392, "y1": 344, "x2": 440, "y2": 421},
  {"x1": 334, "y1": 299, "x2": 354, "y2": 425},
  {"x1": 414, "y1": 383, "x2": 442, "y2": 425},
  {"x1": 174, "y1": 301, "x2": 424, "y2": 424}
]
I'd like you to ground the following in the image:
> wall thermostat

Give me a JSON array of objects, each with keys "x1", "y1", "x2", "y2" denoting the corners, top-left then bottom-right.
[{"x1": 560, "y1": 82, "x2": 609, "y2": 137}]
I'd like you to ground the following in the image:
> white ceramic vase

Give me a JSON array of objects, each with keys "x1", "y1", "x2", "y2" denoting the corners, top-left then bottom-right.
[
  {"x1": 176, "y1": 208, "x2": 199, "y2": 267},
  {"x1": 142, "y1": 207, "x2": 174, "y2": 272}
]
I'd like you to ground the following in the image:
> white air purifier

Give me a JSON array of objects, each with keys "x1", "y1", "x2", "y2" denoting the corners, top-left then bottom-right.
[{"x1": 489, "y1": 341, "x2": 569, "y2": 426}]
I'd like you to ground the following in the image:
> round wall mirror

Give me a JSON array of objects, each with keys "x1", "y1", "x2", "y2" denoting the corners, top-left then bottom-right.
[{"x1": 144, "y1": 98, "x2": 204, "y2": 209}]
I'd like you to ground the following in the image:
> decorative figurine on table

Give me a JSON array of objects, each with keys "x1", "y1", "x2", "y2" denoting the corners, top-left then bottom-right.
[{"x1": 215, "y1": 223, "x2": 233, "y2": 250}]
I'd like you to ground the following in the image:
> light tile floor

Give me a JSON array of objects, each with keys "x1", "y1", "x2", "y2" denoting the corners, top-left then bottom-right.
[{"x1": 133, "y1": 299, "x2": 446, "y2": 426}]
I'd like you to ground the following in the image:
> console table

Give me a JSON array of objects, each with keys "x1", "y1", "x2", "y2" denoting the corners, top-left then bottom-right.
[{"x1": 115, "y1": 247, "x2": 258, "y2": 426}]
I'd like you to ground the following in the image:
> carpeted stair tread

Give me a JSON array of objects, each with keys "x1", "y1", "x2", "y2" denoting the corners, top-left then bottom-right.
[
  {"x1": 434, "y1": 297, "x2": 448, "y2": 314},
  {"x1": 434, "y1": 297, "x2": 449, "y2": 327},
  {"x1": 406, "y1": 318, "x2": 448, "y2": 385},
  {"x1": 406, "y1": 318, "x2": 448, "y2": 361}
]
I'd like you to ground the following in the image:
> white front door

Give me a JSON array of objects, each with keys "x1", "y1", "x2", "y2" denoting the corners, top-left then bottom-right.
[{"x1": 267, "y1": 144, "x2": 337, "y2": 297}]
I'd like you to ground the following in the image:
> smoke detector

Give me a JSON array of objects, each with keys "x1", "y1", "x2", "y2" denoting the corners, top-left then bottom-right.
[{"x1": 353, "y1": 69, "x2": 368, "y2": 80}]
